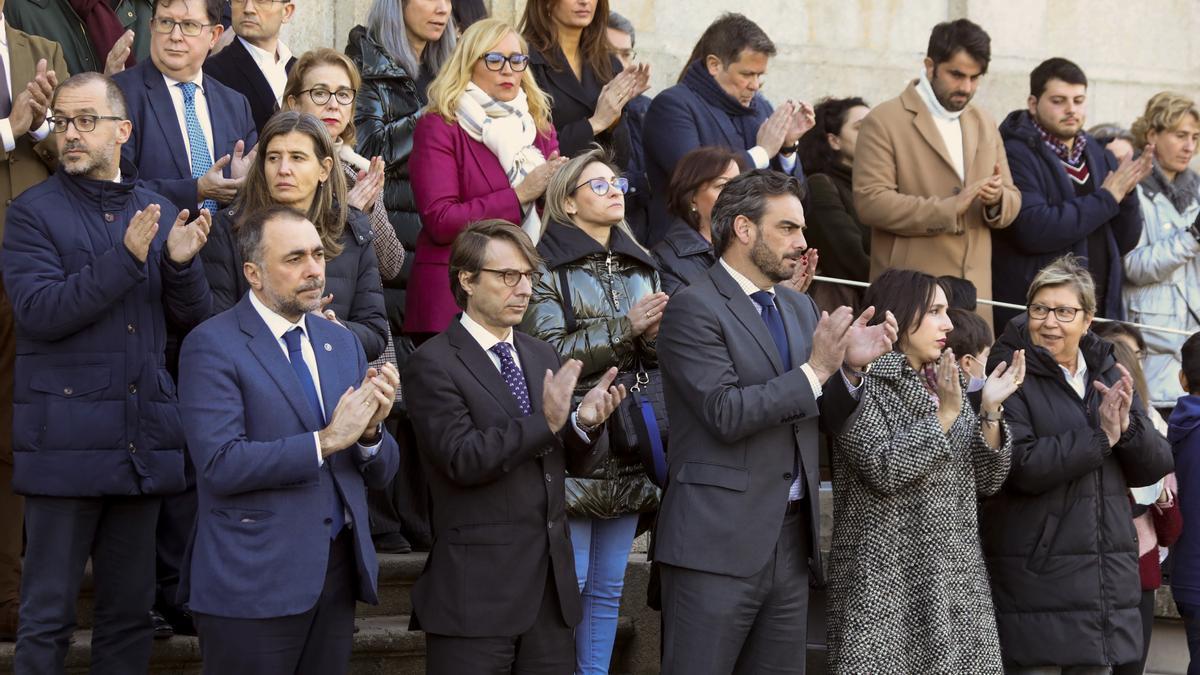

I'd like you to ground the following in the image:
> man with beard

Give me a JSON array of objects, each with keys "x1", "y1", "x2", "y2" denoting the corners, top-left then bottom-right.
[
  {"x1": 177, "y1": 205, "x2": 399, "y2": 673},
  {"x1": 0, "y1": 71, "x2": 211, "y2": 673},
  {"x1": 853, "y1": 18, "x2": 1019, "y2": 327},
  {"x1": 992, "y1": 57, "x2": 1149, "y2": 333},
  {"x1": 654, "y1": 169, "x2": 898, "y2": 674},
  {"x1": 203, "y1": 0, "x2": 296, "y2": 133}
]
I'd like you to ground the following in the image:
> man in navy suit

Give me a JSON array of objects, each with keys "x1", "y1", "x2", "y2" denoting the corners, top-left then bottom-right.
[
  {"x1": 203, "y1": 0, "x2": 296, "y2": 133},
  {"x1": 179, "y1": 204, "x2": 400, "y2": 674},
  {"x1": 113, "y1": 0, "x2": 257, "y2": 215}
]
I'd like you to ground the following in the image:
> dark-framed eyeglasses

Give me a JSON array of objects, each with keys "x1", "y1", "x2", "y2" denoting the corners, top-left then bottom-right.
[
  {"x1": 480, "y1": 268, "x2": 541, "y2": 287},
  {"x1": 151, "y1": 17, "x2": 215, "y2": 37},
  {"x1": 297, "y1": 87, "x2": 356, "y2": 106},
  {"x1": 47, "y1": 114, "x2": 125, "y2": 133},
  {"x1": 480, "y1": 52, "x2": 530, "y2": 72},
  {"x1": 1028, "y1": 303, "x2": 1083, "y2": 322},
  {"x1": 573, "y1": 176, "x2": 630, "y2": 196}
]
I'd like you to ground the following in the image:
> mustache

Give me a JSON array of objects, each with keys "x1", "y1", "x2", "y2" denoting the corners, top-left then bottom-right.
[
  {"x1": 297, "y1": 278, "x2": 324, "y2": 293},
  {"x1": 62, "y1": 141, "x2": 87, "y2": 153}
]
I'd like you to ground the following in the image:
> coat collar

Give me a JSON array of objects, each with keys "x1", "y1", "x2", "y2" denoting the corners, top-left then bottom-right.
[
  {"x1": 528, "y1": 45, "x2": 600, "y2": 111},
  {"x1": 900, "y1": 80, "x2": 969, "y2": 181},
  {"x1": 707, "y1": 261, "x2": 788, "y2": 375},
  {"x1": 58, "y1": 158, "x2": 142, "y2": 212},
  {"x1": 537, "y1": 219, "x2": 656, "y2": 270},
  {"x1": 660, "y1": 219, "x2": 714, "y2": 258},
  {"x1": 137, "y1": 59, "x2": 193, "y2": 179}
]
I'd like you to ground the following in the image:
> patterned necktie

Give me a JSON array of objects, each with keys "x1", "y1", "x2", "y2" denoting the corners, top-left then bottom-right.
[
  {"x1": 490, "y1": 343, "x2": 531, "y2": 416},
  {"x1": 750, "y1": 290, "x2": 792, "y2": 371},
  {"x1": 283, "y1": 327, "x2": 344, "y2": 538},
  {"x1": 177, "y1": 81, "x2": 219, "y2": 213}
]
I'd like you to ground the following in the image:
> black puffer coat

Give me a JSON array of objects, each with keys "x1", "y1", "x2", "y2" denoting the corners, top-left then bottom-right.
[
  {"x1": 520, "y1": 221, "x2": 660, "y2": 519},
  {"x1": 650, "y1": 219, "x2": 715, "y2": 296},
  {"x1": 981, "y1": 315, "x2": 1173, "y2": 667}
]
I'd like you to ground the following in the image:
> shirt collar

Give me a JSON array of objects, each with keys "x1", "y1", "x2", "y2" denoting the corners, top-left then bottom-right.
[
  {"x1": 0, "y1": 18, "x2": 8, "y2": 48},
  {"x1": 162, "y1": 70, "x2": 205, "y2": 93},
  {"x1": 719, "y1": 257, "x2": 772, "y2": 299},
  {"x1": 238, "y1": 35, "x2": 292, "y2": 67},
  {"x1": 1058, "y1": 347, "x2": 1089, "y2": 389},
  {"x1": 249, "y1": 289, "x2": 308, "y2": 343},
  {"x1": 460, "y1": 311, "x2": 515, "y2": 353}
]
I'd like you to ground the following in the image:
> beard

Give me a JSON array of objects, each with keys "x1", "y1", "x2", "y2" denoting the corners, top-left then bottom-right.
[
  {"x1": 931, "y1": 79, "x2": 971, "y2": 112},
  {"x1": 60, "y1": 138, "x2": 117, "y2": 179},
  {"x1": 262, "y1": 274, "x2": 325, "y2": 317},
  {"x1": 749, "y1": 230, "x2": 800, "y2": 284}
]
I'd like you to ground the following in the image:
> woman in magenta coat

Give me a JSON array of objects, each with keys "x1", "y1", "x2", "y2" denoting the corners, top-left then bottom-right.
[{"x1": 407, "y1": 18, "x2": 566, "y2": 340}]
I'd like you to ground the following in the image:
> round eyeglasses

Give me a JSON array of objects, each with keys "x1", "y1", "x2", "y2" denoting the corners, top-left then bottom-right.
[
  {"x1": 573, "y1": 177, "x2": 630, "y2": 197},
  {"x1": 480, "y1": 52, "x2": 530, "y2": 72},
  {"x1": 151, "y1": 17, "x2": 214, "y2": 37},
  {"x1": 480, "y1": 268, "x2": 541, "y2": 287},
  {"x1": 297, "y1": 88, "x2": 356, "y2": 106}
]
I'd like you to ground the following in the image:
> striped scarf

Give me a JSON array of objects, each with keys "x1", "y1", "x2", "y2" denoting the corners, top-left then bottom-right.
[{"x1": 456, "y1": 83, "x2": 547, "y2": 242}]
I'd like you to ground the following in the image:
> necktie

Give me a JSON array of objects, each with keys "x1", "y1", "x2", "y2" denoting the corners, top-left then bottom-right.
[
  {"x1": 0, "y1": 53, "x2": 11, "y2": 119},
  {"x1": 283, "y1": 327, "x2": 343, "y2": 538},
  {"x1": 490, "y1": 343, "x2": 531, "y2": 416},
  {"x1": 749, "y1": 290, "x2": 792, "y2": 371},
  {"x1": 177, "y1": 81, "x2": 218, "y2": 213}
]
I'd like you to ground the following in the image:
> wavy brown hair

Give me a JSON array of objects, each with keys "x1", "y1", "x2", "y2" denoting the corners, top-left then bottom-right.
[
  {"x1": 520, "y1": 0, "x2": 614, "y2": 82},
  {"x1": 282, "y1": 48, "x2": 363, "y2": 147}
]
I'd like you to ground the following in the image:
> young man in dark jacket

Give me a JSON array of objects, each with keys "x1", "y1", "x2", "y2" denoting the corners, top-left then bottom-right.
[
  {"x1": 993, "y1": 57, "x2": 1149, "y2": 333},
  {"x1": 1168, "y1": 331, "x2": 1200, "y2": 671}
]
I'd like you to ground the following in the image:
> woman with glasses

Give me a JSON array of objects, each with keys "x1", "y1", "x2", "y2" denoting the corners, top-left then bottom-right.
[
  {"x1": 519, "y1": 148, "x2": 664, "y2": 675},
  {"x1": 200, "y1": 111, "x2": 389, "y2": 362},
  {"x1": 408, "y1": 18, "x2": 564, "y2": 342},
  {"x1": 980, "y1": 255, "x2": 1173, "y2": 672}
]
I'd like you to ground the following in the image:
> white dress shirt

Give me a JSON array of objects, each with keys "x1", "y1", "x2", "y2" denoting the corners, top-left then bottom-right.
[
  {"x1": 0, "y1": 18, "x2": 50, "y2": 152},
  {"x1": 248, "y1": 290, "x2": 379, "y2": 465},
  {"x1": 747, "y1": 145, "x2": 798, "y2": 174},
  {"x1": 162, "y1": 71, "x2": 216, "y2": 171},
  {"x1": 238, "y1": 36, "x2": 292, "y2": 105},
  {"x1": 1059, "y1": 347, "x2": 1089, "y2": 399}
]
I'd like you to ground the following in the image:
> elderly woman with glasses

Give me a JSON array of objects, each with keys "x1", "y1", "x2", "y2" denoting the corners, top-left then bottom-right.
[
  {"x1": 407, "y1": 18, "x2": 566, "y2": 343},
  {"x1": 980, "y1": 255, "x2": 1173, "y2": 672},
  {"x1": 519, "y1": 147, "x2": 664, "y2": 675}
]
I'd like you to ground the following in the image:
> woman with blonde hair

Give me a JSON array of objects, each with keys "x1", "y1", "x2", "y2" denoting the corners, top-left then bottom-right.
[
  {"x1": 1124, "y1": 91, "x2": 1200, "y2": 414},
  {"x1": 407, "y1": 18, "x2": 567, "y2": 341}
]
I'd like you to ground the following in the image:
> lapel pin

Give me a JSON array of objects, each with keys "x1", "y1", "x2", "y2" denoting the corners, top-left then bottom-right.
[{"x1": 324, "y1": 343, "x2": 332, "y2": 352}]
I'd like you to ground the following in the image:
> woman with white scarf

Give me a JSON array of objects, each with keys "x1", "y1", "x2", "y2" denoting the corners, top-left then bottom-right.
[{"x1": 408, "y1": 18, "x2": 567, "y2": 342}]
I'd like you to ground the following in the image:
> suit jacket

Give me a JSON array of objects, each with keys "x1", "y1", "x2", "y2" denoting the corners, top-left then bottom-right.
[
  {"x1": 406, "y1": 114, "x2": 558, "y2": 334},
  {"x1": 401, "y1": 319, "x2": 604, "y2": 636},
  {"x1": 0, "y1": 24, "x2": 68, "y2": 235},
  {"x1": 852, "y1": 81, "x2": 1020, "y2": 325},
  {"x1": 654, "y1": 263, "x2": 856, "y2": 581},
  {"x1": 112, "y1": 59, "x2": 258, "y2": 214},
  {"x1": 203, "y1": 37, "x2": 296, "y2": 134},
  {"x1": 178, "y1": 295, "x2": 399, "y2": 619}
]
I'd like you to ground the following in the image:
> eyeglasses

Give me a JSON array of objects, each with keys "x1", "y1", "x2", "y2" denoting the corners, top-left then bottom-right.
[
  {"x1": 573, "y1": 176, "x2": 630, "y2": 196},
  {"x1": 297, "y1": 88, "x2": 356, "y2": 106},
  {"x1": 1028, "y1": 303, "x2": 1084, "y2": 322},
  {"x1": 47, "y1": 114, "x2": 125, "y2": 133},
  {"x1": 151, "y1": 17, "x2": 215, "y2": 37},
  {"x1": 481, "y1": 268, "x2": 540, "y2": 287},
  {"x1": 480, "y1": 52, "x2": 530, "y2": 72}
]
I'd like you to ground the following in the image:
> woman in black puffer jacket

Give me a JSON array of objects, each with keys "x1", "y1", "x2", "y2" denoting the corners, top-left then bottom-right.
[{"x1": 981, "y1": 256, "x2": 1173, "y2": 671}]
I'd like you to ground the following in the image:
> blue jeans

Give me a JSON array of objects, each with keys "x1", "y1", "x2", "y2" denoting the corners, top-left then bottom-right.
[
  {"x1": 1176, "y1": 600, "x2": 1200, "y2": 675},
  {"x1": 569, "y1": 514, "x2": 638, "y2": 675}
]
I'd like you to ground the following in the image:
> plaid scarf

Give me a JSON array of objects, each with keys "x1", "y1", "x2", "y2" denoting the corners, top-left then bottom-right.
[{"x1": 1030, "y1": 112, "x2": 1087, "y2": 166}]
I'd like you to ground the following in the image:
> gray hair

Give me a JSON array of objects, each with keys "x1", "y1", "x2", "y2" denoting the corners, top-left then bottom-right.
[
  {"x1": 367, "y1": 0, "x2": 458, "y2": 79},
  {"x1": 710, "y1": 169, "x2": 804, "y2": 255},
  {"x1": 1026, "y1": 254, "x2": 1097, "y2": 316},
  {"x1": 608, "y1": 11, "x2": 635, "y2": 44},
  {"x1": 543, "y1": 146, "x2": 645, "y2": 251}
]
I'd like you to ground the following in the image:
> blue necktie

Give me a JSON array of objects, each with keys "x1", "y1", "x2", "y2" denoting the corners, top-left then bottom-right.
[
  {"x1": 750, "y1": 290, "x2": 792, "y2": 371},
  {"x1": 177, "y1": 81, "x2": 219, "y2": 214},
  {"x1": 283, "y1": 327, "x2": 343, "y2": 538},
  {"x1": 491, "y1": 343, "x2": 531, "y2": 416}
]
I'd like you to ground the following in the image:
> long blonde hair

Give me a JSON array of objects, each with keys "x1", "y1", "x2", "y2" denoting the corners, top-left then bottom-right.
[
  {"x1": 425, "y1": 18, "x2": 553, "y2": 134},
  {"x1": 543, "y1": 147, "x2": 646, "y2": 251}
]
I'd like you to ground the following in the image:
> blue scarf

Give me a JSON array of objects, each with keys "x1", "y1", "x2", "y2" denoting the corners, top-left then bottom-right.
[{"x1": 682, "y1": 59, "x2": 763, "y2": 147}]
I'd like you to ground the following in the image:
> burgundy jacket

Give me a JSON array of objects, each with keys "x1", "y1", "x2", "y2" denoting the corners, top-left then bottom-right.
[{"x1": 406, "y1": 113, "x2": 559, "y2": 335}]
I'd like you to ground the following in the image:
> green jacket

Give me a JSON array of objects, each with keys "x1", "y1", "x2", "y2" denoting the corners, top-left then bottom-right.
[{"x1": 5, "y1": 0, "x2": 153, "y2": 75}]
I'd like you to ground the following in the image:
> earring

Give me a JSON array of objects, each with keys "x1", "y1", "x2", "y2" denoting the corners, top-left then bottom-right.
[{"x1": 690, "y1": 203, "x2": 698, "y2": 213}]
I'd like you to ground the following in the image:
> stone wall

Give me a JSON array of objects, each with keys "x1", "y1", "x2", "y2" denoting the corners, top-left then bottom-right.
[{"x1": 284, "y1": 0, "x2": 1200, "y2": 135}]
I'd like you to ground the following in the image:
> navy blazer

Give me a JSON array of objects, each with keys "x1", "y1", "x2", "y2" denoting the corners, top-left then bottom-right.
[
  {"x1": 179, "y1": 295, "x2": 399, "y2": 619},
  {"x1": 204, "y1": 37, "x2": 296, "y2": 134},
  {"x1": 113, "y1": 59, "x2": 258, "y2": 215}
]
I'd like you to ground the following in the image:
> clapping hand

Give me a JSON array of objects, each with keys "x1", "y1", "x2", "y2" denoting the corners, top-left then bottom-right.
[
  {"x1": 628, "y1": 292, "x2": 669, "y2": 339},
  {"x1": 935, "y1": 349, "x2": 963, "y2": 432},
  {"x1": 979, "y1": 349, "x2": 1025, "y2": 413},
  {"x1": 363, "y1": 362, "x2": 400, "y2": 431},
  {"x1": 543, "y1": 359, "x2": 584, "y2": 433},
  {"x1": 843, "y1": 306, "x2": 899, "y2": 371},
  {"x1": 1102, "y1": 146, "x2": 1154, "y2": 202},
  {"x1": 977, "y1": 163, "x2": 1004, "y2": 207},
  {"x1": 347, "y1": 156, "x2": 386, "y2": 211},
  {"x1": 576, "y1": 366, "x2": 627, "y2": 429},
  {"x1": 230, "y1": 139, "x2": 257, "y2": 180},
  {"x1": 1095, "y1": 363, "x2": 1135, "y2": 446},
  {"x1": 165, "y1": 208, "x2": 212, "y2": 264},
  {"x1": 782, "y1": 248, "x2": 818, "y2": 294},
  {"x1": 784, "y1": 100, "x2": 816, "y2": 147},
  {"x1": 104, "y1": 30, "x2": 135, "y2": 75},
  {"x1": 124, "y1": 205, "x2": 162, "y2": 263}
]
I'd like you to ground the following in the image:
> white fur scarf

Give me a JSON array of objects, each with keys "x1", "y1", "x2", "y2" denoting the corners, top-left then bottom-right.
[{"x1": 456, "y1": 83, "x2": 547, "y2": 242}]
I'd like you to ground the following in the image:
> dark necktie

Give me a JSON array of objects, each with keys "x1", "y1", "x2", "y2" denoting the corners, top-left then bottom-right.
[
  {"x1": 750, "y1": 290, "x2": 791, "y2": 371},
  {"x1": 491, "y1": 343, "x2": 531, "y2": 416},
  {"x1": 283, "y1": 327, "x2": 344, "y2": 538}
]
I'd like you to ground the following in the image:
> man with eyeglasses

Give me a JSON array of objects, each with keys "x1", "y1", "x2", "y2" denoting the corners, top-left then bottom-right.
[
  {"x1": 403, "y1": 219, "x2": 625, "y2": 674},
  {"x1": 112, "y1": 0, "x2": 256, "y2": 216},
  {"x1": 203, "y1": 0, "x2": 296, "y2": 134},
  {"x1": 0, "y1": 71, "x2": 211, "y2": 674}
]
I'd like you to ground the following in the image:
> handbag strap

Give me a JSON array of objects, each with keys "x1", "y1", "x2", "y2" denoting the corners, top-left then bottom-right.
[{"x1": 557, "y1": 266, "x2": 578, "y2": 334}]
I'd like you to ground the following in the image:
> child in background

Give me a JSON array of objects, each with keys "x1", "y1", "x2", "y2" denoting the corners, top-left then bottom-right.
[
  {"x1": 946, "y1": 308, "x2": 991, "y2": 393},
  {"x1": 1168, "y1": 331, "x2": 1200, "y2": 674}
]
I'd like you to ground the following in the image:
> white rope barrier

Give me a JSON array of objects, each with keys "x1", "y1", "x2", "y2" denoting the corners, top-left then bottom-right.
[{"x1": 811, "y1": 275, "x2": 1195, "y2": 338}]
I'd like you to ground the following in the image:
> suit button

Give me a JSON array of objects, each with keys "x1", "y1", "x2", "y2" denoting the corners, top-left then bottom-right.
[
  {"x1": 324, "y1": 518, "x2": 333, "y2": 525},
  {"x1": 547, "y1": 521, "x2": 554, "y2": 530},
  {"x1": 545, "y1": 473, "x2": 552, "y2": 483},
  {"x1": 611, "y1": 337, "x2": 620, "y2": 345},
  {"x1": 127, "y1": 323, "x2": 136, "y2": 334},
  {"x1": 951, "y1": 186, "x2": 962, "y2": 195},
  {"x1": 104, "y1": 213, "x2": 114, "y2": 222},
  {"x1": 783, "y1": 472, "x2": 793, "y2": 481},
  {"x1": 128, "y1": 384, "x2": 137, "y2": 394},
  {"x1": 63, "y1": 387, "x2": 73, "y2": 395},
  {"x1": 128, "y1": 442, "x2": 136, "y2": 453}
]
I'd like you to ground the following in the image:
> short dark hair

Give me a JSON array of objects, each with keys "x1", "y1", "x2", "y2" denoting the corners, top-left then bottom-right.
[
  {"x1": 677, "y1": 13, "x2": 775, "y2": 81},
  {"x1": 863, "y1": 269, "x2": 949, "y2": 349},
  {"x1": 667, "y1": 146, "x2": 747, "y2": 231},
  {"x1": 237, "y1": 205, "x2": 310, "y2": 265},
  {"x1": 926, "y1": 19, "x2": 991, "y2": 74},
  {"x1": 1091, "y1": 321, "x2": 1147, "y2": 353},
  {"x1": 608, "y1": 11, "x2": 635, "y2": 44},
  {"x1": 710, "y1": 169, "x2": 804, "y2": 256},
  {"x1": 1183, "y1": 331, "x2": 1200, "y2": 394},
  {"x1": 938, "y1": 275, "x2": 977, "y2": 311},
  {"x1": 448, "y1": 219, "x2": 543, "y2": 310},
  {"x1": 51, "y1": 72, "x2": 128, "y2": 118},
  {"x1": 155, "y1": 0, "x2": 223, "y2": 26},
  {"x1": 946, "y1": 308, "x2": 991, "y2": 358},
  {"x1": 797, "y1": 96, "x2": 869, "y2": 176},
  {"x1": 453, "y1": 0, "x2": 488, "y2": 33},
  {"x1": 1030, "y1": 57, "x2": 1087, "y2": 98}
]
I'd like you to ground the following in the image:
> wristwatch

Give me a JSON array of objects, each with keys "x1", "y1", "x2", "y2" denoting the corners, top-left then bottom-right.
[
  {"x1": 779, "y1": 141, "x2": 799, "y2": 156},
  {"x1": 359, "y1": 423, "x2": 383, "y2": 445}
]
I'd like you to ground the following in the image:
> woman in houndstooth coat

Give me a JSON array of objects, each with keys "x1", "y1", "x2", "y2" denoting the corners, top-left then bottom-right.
[{"x1": 825, "y1": 270, "x2": 1024, "y2": 674}]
